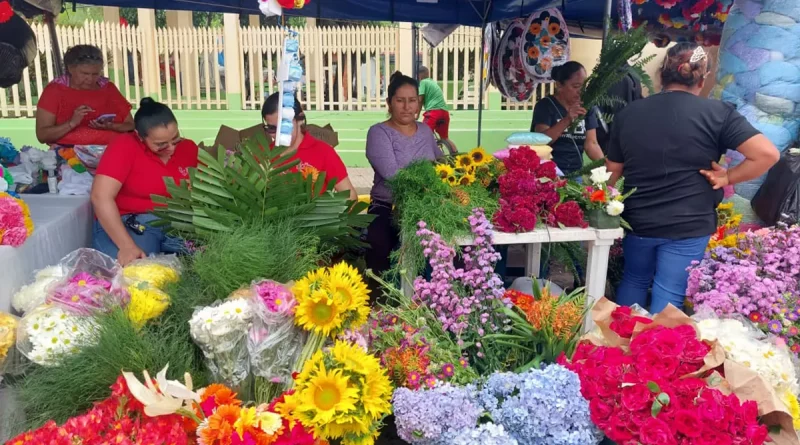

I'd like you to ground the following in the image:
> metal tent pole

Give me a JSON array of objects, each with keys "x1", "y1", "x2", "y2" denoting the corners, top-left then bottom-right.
[
  {"x1": 476, "y1": 0, "x2": 491, "y2": 147},
  {"x1": 45, "y1": 13, "x2": 64, "y2": 77},
  {"x1": 602, "y1": 0, "x2": 613, "y2": 44}
]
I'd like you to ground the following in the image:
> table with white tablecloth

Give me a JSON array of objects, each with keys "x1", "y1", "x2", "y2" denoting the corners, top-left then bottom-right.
[{"x1": 0, "y1": 195, "x2": 93, "y2": 313}]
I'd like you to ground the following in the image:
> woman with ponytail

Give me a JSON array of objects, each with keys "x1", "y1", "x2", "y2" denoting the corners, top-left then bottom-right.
[
  {"x1": 91, "y1": 98, "x2": 198, "y2": 265},
  {"x1": 607, "y1": 43, "x2": 780, "y2": 313}
]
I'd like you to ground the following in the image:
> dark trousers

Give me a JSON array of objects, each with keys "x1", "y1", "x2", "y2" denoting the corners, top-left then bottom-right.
[{"x1": 365, "y1": 201, "x2": 398, "y2": 302}]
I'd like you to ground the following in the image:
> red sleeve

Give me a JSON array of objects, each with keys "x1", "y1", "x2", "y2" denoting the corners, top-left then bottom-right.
[
  {"x1": 37, "y1": 83, "x2": 61, "y2": 115},
  {"x1": 179, "y1": 140, "x2": 200, "y2": 169},
  {"x1": 105, "y1": 83, "x2": 133, "y2": 122},
  {"x1": 321, "y1": 143, "x2": 348, "y2": 185},
  {"x1": 96, "y1": 134, "x2": 136, "y2": 183}
]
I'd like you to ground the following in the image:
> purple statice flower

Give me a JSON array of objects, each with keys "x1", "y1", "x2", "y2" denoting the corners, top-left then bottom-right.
[
  {"x1": 478, "y1": 364, "x2": 601, "y2": 445},
  {"x1": 412, "y1": 208, "x2": 508, "y2": 336},
  {"x1": 392, "y1": 383, "x2": 482, "y2": 444}
]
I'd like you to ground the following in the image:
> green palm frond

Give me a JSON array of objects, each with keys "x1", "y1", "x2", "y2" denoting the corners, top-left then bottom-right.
[{"x1": 151, "y1": 132, "x2": 373, "y2": 248}]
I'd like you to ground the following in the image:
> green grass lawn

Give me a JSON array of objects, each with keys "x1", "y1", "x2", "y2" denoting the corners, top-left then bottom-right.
[{"x1": 2, "y1": 109, "x2": 533, "y2": 167}]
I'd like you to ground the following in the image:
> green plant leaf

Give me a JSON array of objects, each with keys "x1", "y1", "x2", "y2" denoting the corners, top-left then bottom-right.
[
  {"x1": 651, "y1": 400, "x2": 663, "y2": 417},
  {"x1": 647, "y1": 381, "x2": 660, "y2": 393},
  {"x1": 657, "y1": 392, "x2": 670, "y2": 406}
]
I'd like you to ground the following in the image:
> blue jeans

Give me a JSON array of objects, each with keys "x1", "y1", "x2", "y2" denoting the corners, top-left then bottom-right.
[
  {"x1": 615, "y1": 234, "x2": 710, "y2": 313},
  {"x1": 92, "y1": 213, "x2": 184, "y2": 259}
]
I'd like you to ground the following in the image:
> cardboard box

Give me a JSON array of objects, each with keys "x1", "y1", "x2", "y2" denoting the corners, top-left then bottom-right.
[{"x1": 199, "y1": 123, "x2": 340, "y2": 157}]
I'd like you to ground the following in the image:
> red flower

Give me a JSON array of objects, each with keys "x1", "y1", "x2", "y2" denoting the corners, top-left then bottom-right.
[
  {"x1": 640, "y1": 417, "x2": 677, "y2": 445},
  {"x1": 0, "y1": 1, "x2": 13, "y2": 23},
  {"x1": 590, "y1": 189, "x2": 607, "y2": 203},
  {"x1": 620, "y1": 383, "x2": 652, "y2": 412},
  {"x1": 609, "y1": 306, "x2": 652, "y2": 338},
  {"x1": 553, "y1": 201, "x2": 588, "y2": 228}
]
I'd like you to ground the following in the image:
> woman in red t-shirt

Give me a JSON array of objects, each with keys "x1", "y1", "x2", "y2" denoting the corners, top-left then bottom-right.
[
  {"x1": 36, "y1": 45, "x2": 134, "y2": 147},
  {"x1": 91, "y1": 98, "x2": 199, "y2": 266},
  {"x1": 261, "y1": 92, "x2": 357, "y2": 201}
]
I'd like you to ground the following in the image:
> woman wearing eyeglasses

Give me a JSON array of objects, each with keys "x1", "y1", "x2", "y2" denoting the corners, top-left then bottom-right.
[
  {"x1": 261, "y1": 92, "x2": 358, "y2": 201},
  {"x1": 36, "y1": 45, "x2": 134, "y2": 147},
  {"x1": 91, "y1": 98, "x2": 198, "y2": 265}
]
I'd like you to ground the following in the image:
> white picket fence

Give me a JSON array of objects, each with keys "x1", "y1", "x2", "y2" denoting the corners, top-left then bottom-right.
[{"x1": 0, "y1": 21, "x2": 552, "y2": 117}]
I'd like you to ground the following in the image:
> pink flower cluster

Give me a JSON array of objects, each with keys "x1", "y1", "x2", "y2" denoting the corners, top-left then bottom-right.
[
  {"x1": 48, "y1": 272, "x2": 128, "y2": 315},
  {"x1": 7, "y1": 375, "x2": 191, "y2": 445},
  {"x1": 412, "y1": 208, "x2": 507, "y2": 335},
  {"x1": 0, "y1": 192, "x2": 32, "y2": 246},
  {"x1": 493, "y1": 146, "x2": 587, "y2": 233}
]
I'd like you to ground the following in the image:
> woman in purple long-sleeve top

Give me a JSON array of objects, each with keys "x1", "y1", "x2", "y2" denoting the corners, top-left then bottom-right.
[{"x1": 365, "y1": 72, "x2": 443, "y2": 298}]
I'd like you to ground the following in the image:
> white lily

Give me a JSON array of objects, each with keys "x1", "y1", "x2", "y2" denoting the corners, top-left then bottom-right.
[
  {"x1": 122, "y1": 364, "x2": 200, "y2": 417},
  {"x1": 590, "y1": 166, "x2": 612, "y2": 185}
]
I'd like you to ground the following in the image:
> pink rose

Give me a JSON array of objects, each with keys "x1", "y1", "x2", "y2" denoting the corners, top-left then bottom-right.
[
  {"x1": 673, "y1": 410, "x2": 703, "y2": 438},
  {"x1": 589, "y1": 398, "x2": 615, "y2": 428},
  {"x1": 639, "y1": 417, "x2": 677, "y2": 445},
  {"x1": 620, "y1": 383, "x2": 652, "y2": 412}
]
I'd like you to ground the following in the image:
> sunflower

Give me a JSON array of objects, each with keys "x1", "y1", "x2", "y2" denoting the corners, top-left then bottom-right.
[
  {"x1": 320, "y1": 417, "x2": 372, "y2": 439},
  {"x1": 295, "y1": 288, "x2": 344, "y2": 336},
  {"x1": 327, "y1": 263, "x2": 370, "y2": 309},
  {"x1": 455, "y1": 154, "x2": 473, "y2": 169},
  {"x1": 331, "y1": 341, "x2": 380, "y2": 375},
  {"x1": 359, "y1": 369, "x2": 393, "y2": 420},
  {"x1": 458, "y1": 174, "x2": 475, "y2": 186},
  {"x1": 297, "y1": 363, "x2": 359, "y2": 425},
  {"x1": 434, "y1": 164, "x2": 455, "y2": 180},
  {"x1": 293, "y1": 268, "x2": 328, "y2": 300},
  {"x1": 446, "y1": 175, "x2": 458, "y2": 186},
  {"x1": 468, "y1": 147, "x2": 489, "y2": 166}
]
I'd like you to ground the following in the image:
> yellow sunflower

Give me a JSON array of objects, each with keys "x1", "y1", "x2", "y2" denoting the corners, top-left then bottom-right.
[
  {"x1": 320, "y1": 417, "x2": 372, "y2": 440},
  {"x1": 340, "y1": 429, "x2": 381, "y2": 445},
  {"x1": 331, "y1": 341, "x2": 379, "y2": 375},
  {"x1": 445, "y1": 175, "x2": 458, "y2": 186},
  {"x1": 458, "y1": 173, "x2": 476, "y2": 186},
  {"x1": 359, "y1": 368, "x2": 393, "y2": 420},
  {"x1": 295, "y1": 288, "x2": 344, "y2": 336},
  {"x1": 293, "y1": 268, "x2": 328, "y2": 300},
  {"x1": 297, "y1": 363, "x2": 359, "y2": 425},
  {"x1": 434, "y1": 164, "x2": 455, "y2": 181},
  {"x1": 295, "y1": 349, "x2": 325, "y2": 385},
  {"x1": 327, "y1": 263, "x2": 370, "y2": 308},
  {"x1": 468, "y1": 147, "x2": 490, "y2": 166},
  {"x1": 455, "y1": 154, "x2": 473, "y2": 169}
]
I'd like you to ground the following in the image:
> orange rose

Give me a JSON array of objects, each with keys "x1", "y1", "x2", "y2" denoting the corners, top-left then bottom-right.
[{"x1": 590, "y1": 189, "x2": 607, "y2": 203}]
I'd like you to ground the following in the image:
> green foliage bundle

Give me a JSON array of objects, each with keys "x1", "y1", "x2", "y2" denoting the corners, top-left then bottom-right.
[
  {"x1": 191, "y1": 219, "x2": 328, "y2": 299},
  {"x1": 152, "y1": 132, "x2": 372, "y2": 250},
  {"x1": 388, "y1": 160, "x2": 500, "y2": 276},
  {"x1": 15, "y1": 309, "x2": 206, "y2": 432},
  {"x1": 577, "y1": 26, "x2": 655, "y2": 125}
]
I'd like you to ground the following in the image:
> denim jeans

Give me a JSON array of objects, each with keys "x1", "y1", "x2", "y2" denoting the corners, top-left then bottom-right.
[
  {"x1": 92, "y1": 213, "x2": 184, "y2": 259},
  {"x1": 615, "y1": 234, "x2": 710, "y2": 313}
]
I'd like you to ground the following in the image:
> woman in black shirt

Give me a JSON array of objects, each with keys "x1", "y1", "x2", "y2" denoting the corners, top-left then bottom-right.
[
  {"x1": 531, "y1": 61, "x2": 605, "y2": 175},
  {"x1": 607, "y1": 43, "x2": 779, "y2": 313}
]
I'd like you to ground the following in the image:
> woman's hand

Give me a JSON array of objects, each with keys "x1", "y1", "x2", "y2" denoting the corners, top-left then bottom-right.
[
  {"x1": 89, "y1": 120, "x2": 116, "y2": 130},
  {"x1": 118, "y1": 244, "x2": 146, "y2": 266},
  {"x1": 700, "y1": 162, "x2": 729, "y2": 190},
  {"x1": 567, "y1": 104, "x2": 587, "y2": 121},
  {"x1": 69, "y1": 105, "x2": 93, "y2": 129}
]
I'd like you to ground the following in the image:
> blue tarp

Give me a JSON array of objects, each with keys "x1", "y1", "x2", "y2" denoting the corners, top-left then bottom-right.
[{"x1": 74, "y1": 0, "x2": 616, "y2": 28}]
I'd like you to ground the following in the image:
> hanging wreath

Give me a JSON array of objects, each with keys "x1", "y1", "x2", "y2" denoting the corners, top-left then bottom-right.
[
  {"x1": 519, "y1": 8, "x2": 569, "y2": 80},
  {"x1": 631, "y1": 0, "x2": 731, "y2": 46},
  {"x1": 497, "y1": 20, "x2": 535, "y2": 103}
]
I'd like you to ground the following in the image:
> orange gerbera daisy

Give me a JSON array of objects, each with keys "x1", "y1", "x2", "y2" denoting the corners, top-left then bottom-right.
[
  {"x1": 202, "y1": 384, "x2": 242, "y2": 407},
  {"x1": 527, "y1": 46, "x2": 540, "y2": 60},
  {"x1": 548, "y1": 22, "x2": 561, "y2": 35},
  {"x1": 529, "y1": 22, "x2": 542, "y2": 34},
  {"x1": 590, "y1": 189, "x2": 606, "y2": 203}
]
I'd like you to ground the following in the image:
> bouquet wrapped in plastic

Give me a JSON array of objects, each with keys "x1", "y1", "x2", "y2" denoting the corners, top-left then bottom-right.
[
  {"x1": 72, "y1": 145, "x2": 107, "y2": 174},
  {"x1": 247, "y1": 280, "x2": 306, "y2": 399},
  {"x1": 0, "y1": 311, "x2": 18, "y2": 380},
  {"x1": 16, "y1": 304, "x2": 97, "y2": 366},
  {"x1": 12, "y1": 265, "x2": 65, "y2": 314},
  {"x1": 122, "y1": 256, "x2": 181, "y2": 328},
  {"x1": 189, "y1": 298, "x2": 253, "y2": 387},
  {"x1": 45, "y1": 248, "x2": 129, "y2": 315}
]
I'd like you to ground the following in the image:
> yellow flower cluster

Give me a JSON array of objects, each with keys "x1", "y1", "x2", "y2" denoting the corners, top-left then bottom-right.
[
  {"x1": 292, "y1": 263, "x2": 370, "y2": 337},
  {"x1": 0, "y1": 311, "x2": 17, "y2": 364},
  {"x1": 435, "y1": 147, "x2": 493, "y2": 187},
  {"x1": 123, "y1": 262, "x2": 181, "y2": 329},
  {"x1": 782, "y1": 389, "x2": 800, "y2": 430},
  {"x1": 278, "y1": 341, "x2": 393, "y2": 445},
  {"x1": 707, "y1": 202, "x2": 746, "y2": 251}
]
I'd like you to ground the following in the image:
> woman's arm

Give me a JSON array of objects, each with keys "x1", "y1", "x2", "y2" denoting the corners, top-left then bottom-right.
[
  {"x1": 607, "y1": 159, "x2": 624, "y2": 187},
  {"x1": 366, "y1": 126, "x2": 401, "y2": 180},
  {"x1": 701, "y1": 134, "x2": 780, "y2": 189},
  {"x1": 584, "y1": 129, "x2": 604, "y2": 161},
  {"x1": 335, "y1": 177, "x2": 359, "y2": 201},
  {"x1": 91, "y1": 175, "x2": 145, "y2": 265},
  {"x1": 36, "y1": 107, "x2": 90, "y2": 145}
]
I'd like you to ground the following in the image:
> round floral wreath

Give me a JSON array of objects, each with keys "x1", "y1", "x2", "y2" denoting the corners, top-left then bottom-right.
[{"x1": 631, "y1": 0, "x2": 733, "y2": 47}]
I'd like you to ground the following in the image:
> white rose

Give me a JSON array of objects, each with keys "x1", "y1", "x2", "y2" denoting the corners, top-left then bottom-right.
[
  {"x1": 606, "y1": 200, "x2": 625, "y2": 216},
  {"x1": 590, "y1": 166, "x2": 612, "y2": 185}
]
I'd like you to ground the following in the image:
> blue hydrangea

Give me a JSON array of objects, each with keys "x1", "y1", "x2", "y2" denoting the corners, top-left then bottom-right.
[
  {"x1": 478, "y1": 364, "x2": 602, "y2": 445},
  {"x1": 449, "y1": 423, "x2": 519, "y2": 445},
  {"x1": 392, "y1": 383, "x2": 482, "y2": 445}
]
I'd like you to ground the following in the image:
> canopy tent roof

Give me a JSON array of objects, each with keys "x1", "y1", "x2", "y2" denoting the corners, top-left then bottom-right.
[{"x1": 72, "y1": 0, "x2": 618, "y2": 28}]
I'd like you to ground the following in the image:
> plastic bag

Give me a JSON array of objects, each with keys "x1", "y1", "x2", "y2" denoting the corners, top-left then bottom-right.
[
  {"x1": 189, "y1": 298, "x2": 253, "y2": 387},
  {"x1": 121, "y1": 256, "x2": 181, "y2": 328},
  {"x1": 72, "y1": 145, "x2": 107, "y2": 174},
  {"x1": 45, "y1": 248, "x2": 129, "y2": 315},
  {"x1": 0, "y1": 312, "x2": 17, "y2": 374},
  {"x1": 752, "y1": 149, "x2": 800, "y2": 226},
  {"x1": 122, "y1": 255, "x2": 181, "y2": 289},
  {"x1": 11, "y1": 264, "x2": 66, "y2": 314},
  {"x1": 16, "y1": 304, "x2": 98, "y2": 366},
  {"x1": 247, "y1": 280, "x2": 306, "y2": 385}
]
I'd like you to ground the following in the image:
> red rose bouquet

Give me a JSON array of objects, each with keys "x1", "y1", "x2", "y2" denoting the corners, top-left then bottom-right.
[
  {"x1": 562, "y1": 324, "x2": 770, "y2": 445},
  {"x1": 493, "y1": 146, "x2": 587, "y2": 233}
]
